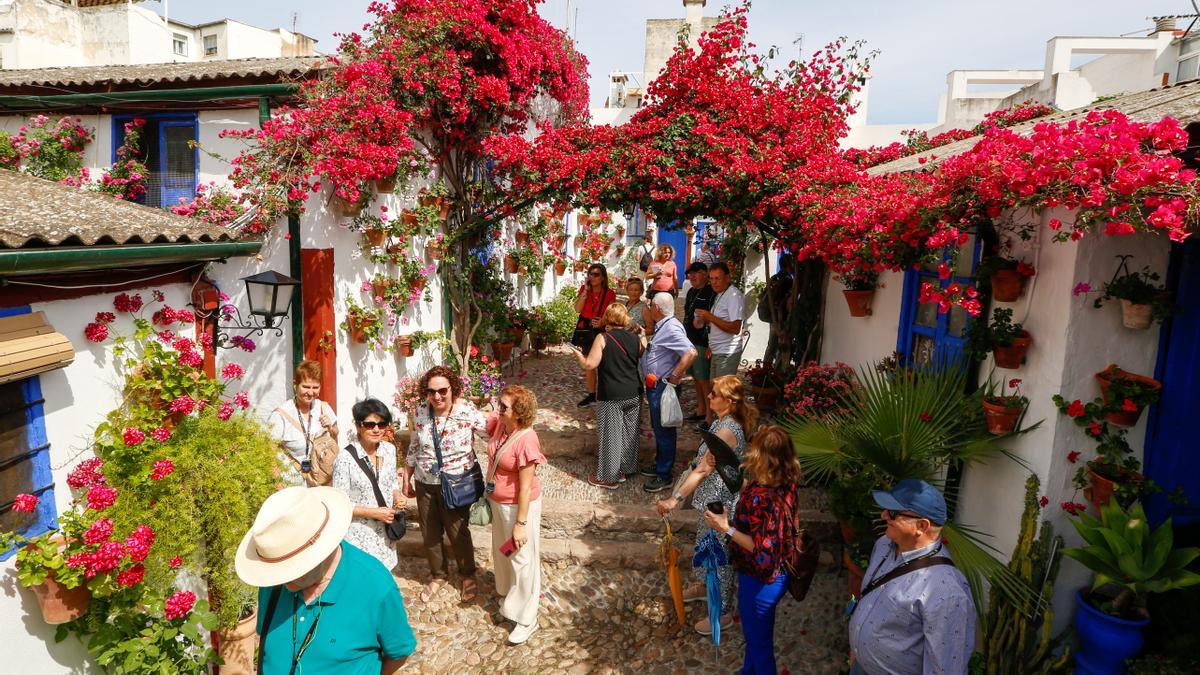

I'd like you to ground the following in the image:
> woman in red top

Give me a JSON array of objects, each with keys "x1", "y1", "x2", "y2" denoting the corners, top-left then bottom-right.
[
  {"x1": 703, "y1": 426, "x2": 802, "y2": 675},
  {"x1": 574, "y1": 263, "x2": 616, "y2": 408},
  {"x1": 485, "y1": 384, "x2": 547, "y2": 645}
]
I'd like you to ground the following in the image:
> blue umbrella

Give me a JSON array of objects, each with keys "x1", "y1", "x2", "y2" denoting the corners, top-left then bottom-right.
[{"x1": 693, "y1": 529, "x2": 728, "y2": 646}]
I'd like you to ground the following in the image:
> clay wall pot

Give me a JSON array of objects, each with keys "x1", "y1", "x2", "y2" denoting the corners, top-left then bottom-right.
[
  {"x1": 992, "y1": 331, "x2": 1031, "y2": 369},
  {"x1": 842, "y1": 289, "x2": 875, "y2": 317},
  {"x1": 1095, "y1": 365, "x2": 1161, "y2": 427},
  {"x1": 364, "y1": 228, "x2": 387, "y2": 248},
  {"x1": 31, "y1": 572, "x2": 90, "y2": 625},
  {"x1": 504, "y1": 255, "x2": 519, "y2": 274},
  {"x1": 554, "y1": 261, "x2": 567, "y2": 276},
  {"x1": 990, "y1": 269, "x2": 1025, "y2": 302},
  {"x1": 375, "y1": 177, "x2": 397, "y2": 193},
  {"x1": 395, "y1": 336, "x2": 414, "y2": 357},
  {"x1": 981, "y1": 398, "x2": 1022, "y2": 435},
  {"x1": 1120, "y1": 300, "x2": 1152, "y2": 330},
  {"x1": 348, "y1": 317, "x2": 374, "y2": 344},
  {"x1": 332, "y1": 194, "x2": 365, "y2": 218}
]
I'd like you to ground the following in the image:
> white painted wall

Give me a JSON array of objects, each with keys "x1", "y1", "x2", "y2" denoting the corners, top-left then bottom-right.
[{"x1": 819, "y1": 270, "x2": 905, "y2": 366}]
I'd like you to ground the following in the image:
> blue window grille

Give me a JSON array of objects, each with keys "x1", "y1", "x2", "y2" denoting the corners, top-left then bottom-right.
[
  {"x1": 896, "y1": 229, "x2": 984, "y2": 366},
  {"x1": 112, "y1": 112, "x2": 199, "y2": 209},
  {"x1": 0, "y1": 305, "x2": 57, "y2": 561}
]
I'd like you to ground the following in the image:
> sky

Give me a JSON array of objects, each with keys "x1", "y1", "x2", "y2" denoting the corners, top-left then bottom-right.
[{"x1": 166, "y1": 0, "x2": 1196, "y2": 125}]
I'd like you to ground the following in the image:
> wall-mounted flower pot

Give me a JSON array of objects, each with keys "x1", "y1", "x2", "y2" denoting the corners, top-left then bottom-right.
[
  {"x1": 394, "y1": 335, "x2": 414, "y2": 357},
  {"x1": 1119, "y1": 300, "x2": 1153, "y2": 330},
  {"x1": 1083, "y1": 462, "x2": 1144, "y2": 513},
  {"x1": 515, "y1": 231, "x2": 530, "y2": 246},
  {"x1": 419, "y1": 195, "x2": 450, "y2": 220},
  {"x1": 427, "y1": 242, "x2": 445, "y2": 261},
  {"x1": 1073, "y1": 589, "x2": 1149, "y2": 675},
  {"x1": 217, "y1": 610, "x2": 259, "y2": 673},
  {"x1": 981, "y1": 398, "x2": 1022, "y2": 435},
  {"x1": 842, "y1": 289, "x2": 875, "y2": 317},
  {"x1": 347, "y1": 316, "x2": 375, "y2": 344},
  {"x1": 364, "y1": 228, "x2": 387, "y2": 248},
  {"x1": 992, "y1": 331, "x2": 1031, "y2": 369},
  {"x1": 491, "y1": 340, "x2": 515, "y2": 362},
  {"x1": 554, "y1": 261, "x2": 567, "y2": 276},
  {"x1": 411, "y1": 278, "x2": 427, "y2": 294},
  {"x1": 31, "y1": 570, "x2": 91, "y2": 625},
  {"x1": 1095, "y1": 365, "x2": 1161, "y2": 427},
  {"x1": 504, "y1": 255, "x2": 519, "y2": 274},
  {"x1": 370, "y1": 279, "x2": 392, "y2": 299},
  {"x1": 401, "y1": 209, "x2": 419, "y2": 227},
  {"x1": 331, "y1": 194, "x2": 365, "y2": 218},
  {"x1": 991, "y1": 269, "x2": 1025, "y2": 302},
  {"x1": 375, "y1": 177, "x2": 397, "y2": 193},
  {"x1": 615, "y1": 226, "x2": 626, "y2": 239}
]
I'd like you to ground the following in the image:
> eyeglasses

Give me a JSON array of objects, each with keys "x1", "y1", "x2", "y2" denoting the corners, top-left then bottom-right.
[
  {"x1": 425, "y1": 386, "x2": 451, "y2": 397},
  {"x1": 498, "y1": 402, "x2": 509, "y2": 413},
  {"x1": 357, "y1": 421, "x2": 386, "y2": 429},
  {"x1": 884, "y1": 509, "x2": 924, "y2": 521},
  {"x1": 707, "y1": 392, "x2": 723, "y2": 399}
]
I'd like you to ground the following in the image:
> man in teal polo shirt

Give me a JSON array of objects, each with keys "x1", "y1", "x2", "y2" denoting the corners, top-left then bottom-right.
[{"x1": 236, "y1": 486, "x2": 417, "y2": 674}]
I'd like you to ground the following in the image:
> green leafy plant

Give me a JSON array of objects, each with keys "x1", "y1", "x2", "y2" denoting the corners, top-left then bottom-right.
[
  {"x1": 534, "y1": 286, "x2": 579, "y2": 343},
  {"x1": 409, "y1": 329, "x2": 449, "y2": 352},
  {"x1": 1064, "y1": 500, "x2": 1200, "y2": 619},
  {"x1": 965, "y1": 307, "x2": 1025, "y2": 360},
  {"x1": 84, "y1": 595, "x2": 220, "y2": 675},
  {"x1": 984, "y1": 376, "x2": 1029, "y2": 411},
  {"x1": 1093, "y1": 266, "x2": 1173, "y2": 323},
  {"x1": 1051, "y1": 394, "x2": 1154, "y2": 505},
  {"x1": 340, "y1": 297, "x2": 387, "y2": 347}
]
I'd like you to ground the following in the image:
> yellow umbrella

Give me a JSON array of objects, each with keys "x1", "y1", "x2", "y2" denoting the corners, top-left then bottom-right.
[{"x1": 658, "y1": 518, "x2": 686, "y2": 628}]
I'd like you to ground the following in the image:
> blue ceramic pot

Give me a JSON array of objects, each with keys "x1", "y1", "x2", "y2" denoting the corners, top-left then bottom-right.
[{"x1": 1073, "y1": 589, "x2": 1150, "y2": 675}]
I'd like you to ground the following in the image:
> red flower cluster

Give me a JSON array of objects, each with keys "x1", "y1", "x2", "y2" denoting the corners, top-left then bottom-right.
[
  {"x1": 221, "y1": 363, "x2": 245, "y2": 380},
  {"x1": 113, "y1": 292, "x2": 143, "y2": 313},
  {"x1": 124, "y1": 524, "x2": 155, "y2": 562},
  {"x1": 150, "y1": 459, "x2": 176, "y2": 481},
  {"x1": 84, "y1": 322, "x2": 109, "y2": 343},
  {"x1": 86, "y1": 485, "x2": 118, "y2": 511},
  {"x1": 151, "y1": 427, "x2": 171, "y2": 442},
  {"x1": 116, "y1": 563, "x2": 146, "y2": 588},
  {"x1": 123, "y1": 426, "x2": 146, "y2": 446},
  {"x1": 151, "y1": 305, "x2": 194, "y2": 326},
  {"x1": 169, "y1": 395, "x2": 197, "y2": 415},
  {"x1": 67, "y1": 458, "x2": 106, "y2": 489},
  {"x1": 164, "y1": 590, "x2": 197, "y2": 620},
  {"x1": 84, "y1": 517, "x2": 114, "y2": 545},
  {"x1": 1061, "y1": 501, "x2": 1088, "y2": 516},
  {"x1": 12, "y1": 493, "x2": 39, "y2": 513}
]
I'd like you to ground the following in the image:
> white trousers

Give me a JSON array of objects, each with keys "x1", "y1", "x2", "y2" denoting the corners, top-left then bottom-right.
[{"x1": 489, "y1": 496, "x2": 542, "y2": 627}]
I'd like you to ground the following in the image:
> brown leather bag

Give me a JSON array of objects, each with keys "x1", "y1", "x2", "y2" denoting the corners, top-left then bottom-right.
[
  {"x1": 784, "y1": 503, "x2": 821, "y2": 602},
  {"x1": 275, "y1": 404, "x2": 340, "y2": 486}
]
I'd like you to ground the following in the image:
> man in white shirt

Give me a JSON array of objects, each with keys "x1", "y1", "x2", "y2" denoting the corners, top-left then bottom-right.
[{"x1": 694, "y1": 262, "x2": 745, "y2": 378}]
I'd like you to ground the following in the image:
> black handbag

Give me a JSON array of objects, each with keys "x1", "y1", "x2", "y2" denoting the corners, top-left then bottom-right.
[
  {"x1": 430, "y1": 411, "x2": 484, "y2": 510},
  {"x1": 344, "y1": 443, "x2": 407, "y2": 541},
  {"x1": 571, "y1": 288, "x2": 608, "y2": 349}
]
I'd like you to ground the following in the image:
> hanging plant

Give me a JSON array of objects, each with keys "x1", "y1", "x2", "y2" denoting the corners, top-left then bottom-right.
[
  {"x1": 341, "y1": 298, "x2": 385, "y2": 345},
  {"x1": 840, "y1": 270, "x2": 878, "y2": 317},
  {"x1": 1093, "y1": 257, "x2": 1173, "y2": 330},
  {"x1": 965, "y1": 307, "x2": 1031, "y2": 369}
]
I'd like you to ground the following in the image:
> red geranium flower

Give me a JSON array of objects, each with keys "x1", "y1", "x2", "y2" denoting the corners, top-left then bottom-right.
[
  {"x1": 1088, "y1": 422, "x2": 1103, "y2": 436},
  {"x1": 1065, "y1": 400, "x2": 1085, "y2": 418},
  {"x1": 1038, "y1": 496, "x2": 1049, "y2": 508},
  {"x1": 918, "y1": 411, "x2": 933, "y2": 422},
  {"x1": 12, "y1": 493, "x2": 38, "y2": 513},
  {"x1": 164, "y1": 590, "x2": 197, "y2": 620},
  {"x1": 1120, "y1": 399, "x2": 1138, "y2": 412},
  {"x1": 1067, "y1": 450, "x2": 1081, "y2": 463}
]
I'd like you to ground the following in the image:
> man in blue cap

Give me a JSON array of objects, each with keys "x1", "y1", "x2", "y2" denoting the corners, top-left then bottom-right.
[{"x1": 847, "y1": 479, "x2": 975, "y2": 675}]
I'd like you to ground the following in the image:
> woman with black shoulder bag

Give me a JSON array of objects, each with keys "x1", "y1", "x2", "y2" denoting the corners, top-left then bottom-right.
[
  {"x1": 332, "y1": 398, "x2": 404, "y2": 571},
  {"x1": 573, "y1": 263, "x2": 616, "y2": 409}
]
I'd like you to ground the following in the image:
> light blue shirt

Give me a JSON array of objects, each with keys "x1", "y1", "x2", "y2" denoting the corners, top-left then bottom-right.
[
  {"x1": 640, "y1": 316, "x2": 693, "y2": 379},
  {"x1": 848, "y1": 535, "x2": 975, "y2": 675}
]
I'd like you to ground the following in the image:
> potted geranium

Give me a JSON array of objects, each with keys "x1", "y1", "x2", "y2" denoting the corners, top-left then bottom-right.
[
  {"x1": 782, "y1": 361, "x2": 857, "y2": 420},
  {"x1": 840, "y1": 270, "x2": 878, "y2": 317},
  {"x1": 981, "y1": 377, "x2": 1028, "y2": 435},
  {"x1": 1094, "y1": 364, "x2": 1161, "y2": 427},
  {"x1": 1064, "y1": 500, "x2": 1200, "y2": 672},
  {"x1": 417, "y1": 181, "x2": 451, "y2": 221},
  {"x1": 352, "y1": 212, "x2": 392, "y2": 249},
  {"x1": 330, "y1": 184, "x2": 372, "y2": 217},
  {"x1": 746, "y1": 360, "x2": 785, "y2": 409},
  {"x1": 394, "y1": 334, "x2": 415, "y2": 357},
  {"x1": 1053, "y1": 393, "x2": 1152, "y2": 511},
  {"x1": 426, "y1": 232, "x2": 446, "y2": 261},
  {"x1": 978, "y1": 257, "x2": 1036, "y2": 302},
  {"x1": 1093, "y1": 266, "x2": 1172, "y2": 330},
  {"x1": 341, "y1": 298, "x2": 384, "y2": 344},
  {"x1": 1, "y1": 494, "x2": 93, "y2": 625},
  {"x1": 965, "y1": 307, "x2": 1031, "y2": 369}
]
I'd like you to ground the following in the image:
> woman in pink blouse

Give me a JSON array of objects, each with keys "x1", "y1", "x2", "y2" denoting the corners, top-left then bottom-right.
[
  {"x1": 646, "y1": 244, "x2": 678, "y2": 298},
  {"x1": 485, "y1": 384, "x2": 546, "y2": 645},
  {"x1": 404, "y1": 365, "x2": 489, "y2": 603}
]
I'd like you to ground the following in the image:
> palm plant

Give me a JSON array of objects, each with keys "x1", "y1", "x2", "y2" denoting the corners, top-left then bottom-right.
[{"x1": 781, "y1": 358, "x2": 1039, "y2": 616}]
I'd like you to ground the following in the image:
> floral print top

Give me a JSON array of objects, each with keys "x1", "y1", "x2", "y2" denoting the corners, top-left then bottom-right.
[
  {"x1": 333, "y1": 440, "x2": 399, "y2": 570},
  {"x1": 728, "y1": 480, "x2": 799, "y2": 583},
  {"x1": 407, "y1": 399, "x2": 487, "y2": 485}
]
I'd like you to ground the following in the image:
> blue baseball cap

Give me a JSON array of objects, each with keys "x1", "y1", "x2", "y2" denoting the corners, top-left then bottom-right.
[{"x1": 872, "y1": 480, "x2": 947, "y2": 525}]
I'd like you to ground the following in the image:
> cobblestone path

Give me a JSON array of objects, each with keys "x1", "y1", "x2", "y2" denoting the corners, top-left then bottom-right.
[{"x1": 393, "y1": 345, "x2": 850, "y2": 674}]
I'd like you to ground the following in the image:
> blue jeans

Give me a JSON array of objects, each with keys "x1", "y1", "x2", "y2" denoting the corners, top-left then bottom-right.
[
  {"x1": 646, "y1": 380, "x2": 677, "y2": 480},
  {"x1": 738, "y1": 571, "x2": 788, "y2": 675}
]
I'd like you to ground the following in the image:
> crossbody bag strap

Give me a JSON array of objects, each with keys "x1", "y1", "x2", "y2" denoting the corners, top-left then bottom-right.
[
  {"x1": 487, "y1": 428, "x2": 532, "y2": 484},
  {"x1": 859, "y1": 555, "x2": 955, "y2": 599},
  {"x1": 257, "y1": 585, "x2": 283, "y2": 675},
  {"x1": 429, "y1": 404, "x2": 447, "y2": 473},
  {"x1": 603, "y1": 332, "x2": 637, "y2": 366},
  {"x1": 345, "y1": 443, "x2": 389, "y2": 508}
]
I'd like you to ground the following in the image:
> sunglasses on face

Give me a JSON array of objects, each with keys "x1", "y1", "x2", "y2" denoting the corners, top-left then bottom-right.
[
  {"x1": 885, "y1": 509, "x2": 924, "y2": 521},
  {"x1": 426, "y1": 386, "x2": 451, "y2": 397},
  {"x1": 498, "y1": 402, "x2": 510, "y2": 413},
  {"x1": 357, "y1": 421, "x2": 386, "y2": 430}
]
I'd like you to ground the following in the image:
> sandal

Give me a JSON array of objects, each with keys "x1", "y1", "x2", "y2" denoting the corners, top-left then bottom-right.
[
  {"x1": 420, "y1": 578, "x2": 447, "y2": 603},
  {"x1": 460, "y1": 577, "x2": 478, "y2": 603}
]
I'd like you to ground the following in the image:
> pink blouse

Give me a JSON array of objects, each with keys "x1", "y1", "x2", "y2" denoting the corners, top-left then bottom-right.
[
  {"x1": 485, "y1": 413, "x2": 545, "y2": 504},
  {"x1": 650, "y1": 260, "x2": 677, "y2": 291}
]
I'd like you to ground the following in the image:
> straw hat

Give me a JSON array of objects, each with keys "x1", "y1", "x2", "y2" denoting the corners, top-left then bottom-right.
[{"x1": 235, "y1": 486, "x2": 353, "y2": 587}]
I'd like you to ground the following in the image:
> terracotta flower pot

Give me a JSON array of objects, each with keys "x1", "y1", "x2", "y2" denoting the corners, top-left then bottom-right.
[
  {"x1": 990, "y1": 269, "x2": 1025, "y2": 302},
  {"x1": 427, "y1": 243, "x2": 445, "y2": 261},
  {"x1": 750, "y1": 385, "x2": 781, "y2": 409},
  {"x1": 331, "y1": 194, "x2": 365, "y2": 218},
  {"x1": 1119, "y1": 300, "x2": 1153, "y2": 330},
  {"x1": 1083, "y1": 462, "x2": 1145, "y2": 513},
  {"x1": 491, "y1": 340, "x2": 515, "y2": 362},
  {"x1": 992, "y1": 331, "x2": 1031, "y2": 369},
  {"x1": 347, "y1": 316, "x2": 374, "y2": 344},
  {"x1": 395, "y1": 336, "x2": 414, "y2": 357},
  {"x1": 510, "y1": 328, "x2": 526, "y2": 346},
  {"x1": 412, "y1": 278, "x2": 427, "y2": 293},
  {"x1": 364, "y1": 228, "x2": 387, "y2": 248},
  {"x1": 531, "y1": 334, "x2": 548, "y2": 351},
  {"x1": 982, "y1": 397, "x2": 1022, "y2": 435},
  {"x1": 1095, "y1": 365, "x2": 1161, "y2": 427},
  {"x1": 504, "y1": 255, "x2": 519, "y2": 274},
  {"x1": 615, "y1": 226, "x2": 625, "y2": 239},
  {"x1": 842, "y1": 289, "x2": 875, "y2": 317},
  {"x1": 217, "y1": 610, "x2": 259, "y2": 675},
  {"x1": 843, "y1": 550, "x2": 865, "y2": 599},
  {"x1": 554, "y1": 261, "x2": 567, "y2": 276},
  {"x1": 420, "y1": 195, "x2": 450, "y2": 221},
  {"x1": 515, "y1": 231, "x2": 530, "y2": 246},
  {"x1": 370, "y1": 279, "x2": 391, "y2": 299},
  {"x1": 31, "y1": 571, "x2": 91, "y2": 625},
  {"x1": 375, "y1": 177, "x2": 398, "y2": 193},
  {"x1": 401, "y1": 209, "x2": 419, "y2": 227}
]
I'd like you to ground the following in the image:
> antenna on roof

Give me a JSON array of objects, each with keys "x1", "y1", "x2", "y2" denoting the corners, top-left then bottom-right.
[{"x1": 291, "y1": 11, "x2": 300, "y2": 34}]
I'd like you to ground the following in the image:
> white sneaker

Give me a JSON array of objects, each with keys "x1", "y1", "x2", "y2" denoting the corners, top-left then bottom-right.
[{"x1": 508, "y1": 621, "x2": 539, "y2": 645}]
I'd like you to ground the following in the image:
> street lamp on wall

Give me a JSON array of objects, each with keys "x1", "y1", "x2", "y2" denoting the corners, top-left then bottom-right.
[{"x1": 215, "y1": 270, "x2": 300, "y2": 348}]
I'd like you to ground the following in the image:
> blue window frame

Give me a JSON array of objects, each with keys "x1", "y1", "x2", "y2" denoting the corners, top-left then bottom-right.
[
  {"x1": 0, "y1": 306, "x2": 57, "y2": 561},
  {"x1": 897, "y1": 230, "x2": 984, "y2": 366},
  {"x1": 112, "y1": 112, "x2": 199, "y2": 209}
]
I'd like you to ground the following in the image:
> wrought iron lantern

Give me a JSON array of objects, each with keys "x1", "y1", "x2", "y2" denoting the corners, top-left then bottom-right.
[{"x1": 216, "y1": 271, "x2": 299, "y2": 346}]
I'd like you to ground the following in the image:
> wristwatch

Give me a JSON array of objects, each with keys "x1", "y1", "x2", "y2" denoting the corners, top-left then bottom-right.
[
  {"x1": 516, "y1": 520, "x2": 527, "y2": 526},
  {"x1": 725, "y1": 526, "x2": 736, "y2": 538},
  {"x1": 672, "y1": 490, "x2": 684, "y2": 501}
]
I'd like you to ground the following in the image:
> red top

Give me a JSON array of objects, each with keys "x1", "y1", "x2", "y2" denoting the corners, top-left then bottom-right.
[
  {"x1": 578, "y1": 286, "x2": 617, "y2": 319},
  {"x1": 729, "y1": 481, "x2": 799, "y2": 582},
  {"x1": 485, "y1": 412, "x2": 545, "y2": 504}
]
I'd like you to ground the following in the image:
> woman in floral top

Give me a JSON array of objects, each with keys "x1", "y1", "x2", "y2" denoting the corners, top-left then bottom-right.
[
  {"x1": 404, "y1": 365, "x2": 489, "y2": 603},
  {"x1": 703, "y1": 425, "x2": 801, "y2": 675}
]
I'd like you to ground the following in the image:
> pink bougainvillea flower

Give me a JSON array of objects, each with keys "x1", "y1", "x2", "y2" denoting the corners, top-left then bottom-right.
[
  {"x1": 12, "y1": 493, "x2": 39, "y2": 513},
  {"x1": 84, "y1": 322, "x2": 109, "y2": 343},
  {"x1": 86, "y1": 485, "x2": 118, "y2": 511},
  {"x1": 123, "y1": 426, "x2": 146, "y2": 446},
  {"x1": 150, "y1": 459, "x2": 175, "y2": 481},
  {"x1": 1065, "y1": 400, "x2": 1085, "y2": 418},
  {"x1": 1072, "y1": 282, "x2": 1092, "y2": 297},
  {"x1": 164, "y1": 590, "x2": 197, "y2": 620}
]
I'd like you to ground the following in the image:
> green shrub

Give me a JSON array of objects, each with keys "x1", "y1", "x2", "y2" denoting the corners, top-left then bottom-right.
[{"x1": 537, "y1": 286, "x2": 579, "y2": 343}]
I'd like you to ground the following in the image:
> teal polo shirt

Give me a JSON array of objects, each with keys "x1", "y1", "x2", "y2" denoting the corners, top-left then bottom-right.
[{"x1": 257, "y1": 542, "x2": 417, "y2": 675}]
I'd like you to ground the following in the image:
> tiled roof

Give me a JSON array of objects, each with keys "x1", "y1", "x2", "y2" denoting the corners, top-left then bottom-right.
[
  {"x1": 866, "y1": 80, "x2": 1200, "y2": 176},
  {"x1": 0, "y1": 56, "x2": 331, "y2": 90},
  {"x1": 0, "y1": 169, "x2": 238, "y2": 248}
]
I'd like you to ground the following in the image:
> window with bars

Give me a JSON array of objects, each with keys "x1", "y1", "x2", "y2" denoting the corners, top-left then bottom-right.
[
  {"x1": 0, "y1": 307, "x2": 56, "y2": 561},
  {"x1": 897, "y1": 228, "x2": 984, "y2": 368},
  {"x1": 112, "y1": 113, "x2": 198, "y2": 209}
]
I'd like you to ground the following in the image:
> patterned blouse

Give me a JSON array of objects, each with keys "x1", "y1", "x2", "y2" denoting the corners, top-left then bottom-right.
[
  {"x1": 729, "y1": 480, "x2": 799, "y2": 583},
  {"x1": 332, "y1": 439, "x2": 399, "y2": 570},
  {"x1": 406, "y1": 400, "x2": 487, "y2": 485}
]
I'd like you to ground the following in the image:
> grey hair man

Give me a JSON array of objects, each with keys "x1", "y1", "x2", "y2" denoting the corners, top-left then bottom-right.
[{"x1": 637, "y1": 291, "x2": 696, "y2": 493}]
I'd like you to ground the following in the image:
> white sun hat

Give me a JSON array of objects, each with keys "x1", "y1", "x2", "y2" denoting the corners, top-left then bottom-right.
[{"x1": 235, "y1": 486, "x2": 353, "y2": 587}]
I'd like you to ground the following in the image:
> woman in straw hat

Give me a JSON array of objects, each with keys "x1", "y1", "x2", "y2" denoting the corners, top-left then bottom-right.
[{"x1": 236, "y1": 486, "x2": 417, "y2": 674}]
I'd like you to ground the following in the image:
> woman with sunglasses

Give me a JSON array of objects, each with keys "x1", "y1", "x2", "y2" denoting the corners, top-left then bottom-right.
[
  {"x1": 332, "y1": 398, "x2": 402, "y2": 570},
  {"x1": 574, "y1": 263, "x2": 616, "y2": 409},
  {"x1": 403, "y1": 365, "x2": 488, "y2": 603},
  {"x1": 655, "y1": 374, "x2": 756, "y2": 635},
  {"x1": 484, "y1": 385, "x2": 546, "y2": 644}
]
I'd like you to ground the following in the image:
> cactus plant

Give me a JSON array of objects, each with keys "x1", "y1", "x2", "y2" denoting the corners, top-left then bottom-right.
[{"x1": 973, "y1": 474, "x2": 1072, "y2": 674}]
